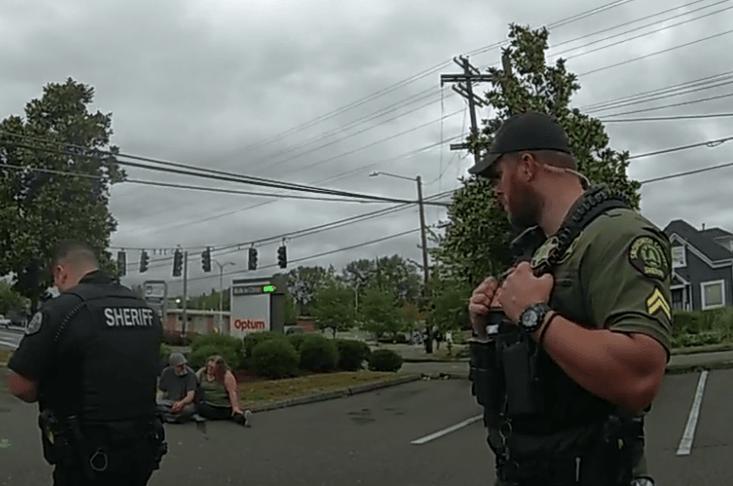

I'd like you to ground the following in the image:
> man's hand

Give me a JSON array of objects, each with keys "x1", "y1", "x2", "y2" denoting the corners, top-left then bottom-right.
[
  {"x1": 232, "y1": 406, "x2": 243, "y2": 416},
  {"x1": 498, "y1": 262, "x2": 554, "y2": 322},
  {"x1": 468, "y1": 276, "x2": 500, "y2": 335},
  {"x1": 171, "y1": 400, "x2": 183, "y2": 413}
]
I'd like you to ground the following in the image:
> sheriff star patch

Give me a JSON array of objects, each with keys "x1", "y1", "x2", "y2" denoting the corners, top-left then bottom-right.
[
  {"x1": 25, "y1": 312, "x2": 43, "y2": 336},
  {"x1": 646, "y1": 288, "x2": 671, "y2": 320},
  {"x1": 629, "y1": 236, "x2": 669, "y2": 280}
]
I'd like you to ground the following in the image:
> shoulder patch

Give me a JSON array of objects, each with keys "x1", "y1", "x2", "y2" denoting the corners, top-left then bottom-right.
[
  {"x1": 629, "y1": 235, "x2": 669, "y2": 280},
  {"x1": 25, "y1": 312, "x2": 43, "y2": 335}
]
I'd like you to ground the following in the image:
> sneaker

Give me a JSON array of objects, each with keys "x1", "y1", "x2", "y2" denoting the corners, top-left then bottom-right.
[{"x1": 243, "y1": 410, "x2": 252, "y2": 427}]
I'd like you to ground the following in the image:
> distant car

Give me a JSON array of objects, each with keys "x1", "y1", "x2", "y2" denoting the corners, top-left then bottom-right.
[
  {"x1": 284, "y1": 325, "x2": 305, "y2": 335},
  {"x1": 0, "y1": 315, "x2": 11, "y2": 329}
]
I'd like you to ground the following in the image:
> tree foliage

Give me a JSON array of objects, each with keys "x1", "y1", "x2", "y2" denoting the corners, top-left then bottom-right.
[
  {"x1": 341, "y1": 255, "x2": 421, "y2": 306},
  {"x1": 286, "y1": 265, "x2": 336, "y2": 315},
  {"x1": 359, "y1": 285, "x2": 404, "y2": 339},
  {"x1": 310, "y1": 280, "x2": 355, "y2": 337},
  {"x1": 0, "y1": 78, "x2": 125, "y2": 308},
  {"x1": 432, "y1": 24, "x2": 642, "y2": 287},
  {"x1": 0, "y1": 281, "x2": 28, "y2": 315}
]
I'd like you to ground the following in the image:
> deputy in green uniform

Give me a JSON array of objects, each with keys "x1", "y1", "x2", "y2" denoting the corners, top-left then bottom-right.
[{"x1": 467, "y1": 112, "x2": 671, "y2": 486}]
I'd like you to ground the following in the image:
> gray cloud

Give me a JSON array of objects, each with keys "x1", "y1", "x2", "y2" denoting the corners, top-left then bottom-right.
[{"x1": 2, "y1": 0, "x2": 733, "y2": 295}]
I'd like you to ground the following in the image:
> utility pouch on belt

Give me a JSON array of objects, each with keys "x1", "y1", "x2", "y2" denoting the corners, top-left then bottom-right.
[
  {"x1": 501, "y1": 335, "x2": 542, "y2": 417},
  {"x1": 469, "y1": 339, "x2": 503, "y2": 417},
  {"x1": 39, "y1": 410, "x2": 68, "y2": 465}
]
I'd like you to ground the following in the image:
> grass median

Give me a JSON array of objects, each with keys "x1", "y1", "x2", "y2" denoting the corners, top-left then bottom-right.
[
  {"x1": 0, "y1": 349, "x2": 12, "y2": 365},
  {"x1": 239, "y1": 371, "x2": 404, "y2": 408}
]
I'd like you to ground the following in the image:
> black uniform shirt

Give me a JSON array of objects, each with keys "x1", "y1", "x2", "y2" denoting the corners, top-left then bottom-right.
[{"x1": 9, "y1": 271, "x2": 162, "y2": 422}]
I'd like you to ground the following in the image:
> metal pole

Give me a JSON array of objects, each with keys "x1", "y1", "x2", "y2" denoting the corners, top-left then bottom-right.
[
  {"x1": 218, "y1": 262, "x2": 224, "y2": 331},
  {"x1": 182, "y1": 251, "x2": 188, "y2": 337},
  {"x1": 461, "y1": 57, "x2": 480, "y2": 166},
  {"x1": 416, "y1": 176, "x2": 430, "y2": 286}
]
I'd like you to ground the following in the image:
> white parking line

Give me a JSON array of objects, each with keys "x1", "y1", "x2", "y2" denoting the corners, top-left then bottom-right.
[
  {"x1": 410, "y1": 414, "x2": 483, "y2": 445},
  {"x1": 676, "y1": 369, "x2": 709, "y2": 456},
  {"x1": 0, "y1": 339, "x2": 18, "y2": 349}
]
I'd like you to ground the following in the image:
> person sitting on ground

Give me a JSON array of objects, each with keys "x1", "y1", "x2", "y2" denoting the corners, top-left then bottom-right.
[
  {"x1": 196, "y1": 355, "x2": 252, "y2": 426},
  {"x1": 157, "y1": 352, "x2": 198, "y2": 423}
]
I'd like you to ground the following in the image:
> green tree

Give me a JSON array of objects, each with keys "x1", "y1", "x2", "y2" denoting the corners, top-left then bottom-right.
[
  {"x1": 359, "y1": 286, "x2": 403, "y2": 340},
  {"x1": 0, "y1": 78, "x2": 125, "y2": 309},
  {"x1": 432, "y1": 24, "x2": 641, "y2": 287},
  {"x1": 287, "y1": 265, "x2": 335, "y2": 315},
  {"x1": 0, "y1": 281, "x2": 28, "y2": 315},
  {"x1": 342, "y1": 255, "x2": 422, "y2": 306},
  {"x1": 428, "y1": 273, "x2": 472, "y2": 333},
  {"x1": 310, "y1": 281, "x2": 355, "y2": 338}
]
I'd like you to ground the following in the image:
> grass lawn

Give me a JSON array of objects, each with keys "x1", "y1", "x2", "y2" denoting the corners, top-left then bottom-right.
[
  {"x1": 0, "y1": 349, "x2": 12, "y2": 365},
  {"x1": 239, "y1": 371, "x2": 401, "y2": 407}
]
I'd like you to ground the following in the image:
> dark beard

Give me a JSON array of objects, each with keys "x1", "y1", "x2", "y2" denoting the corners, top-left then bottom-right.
[{"x1": 507, "y1": 184, "x2": 542, "y2": 229}]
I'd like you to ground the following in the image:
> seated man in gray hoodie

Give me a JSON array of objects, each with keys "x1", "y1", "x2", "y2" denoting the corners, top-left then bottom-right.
[{"x1": 157, "y1": 352, "x2": 198, "y2": 423}]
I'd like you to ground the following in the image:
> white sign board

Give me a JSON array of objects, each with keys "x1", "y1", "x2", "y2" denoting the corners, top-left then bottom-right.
[
  {"x1": 144, "y1": 282, "x2": 166, "y2": 300},
  {"x1": 230, "y1": 283, "x2": 271, "y2": 337}
]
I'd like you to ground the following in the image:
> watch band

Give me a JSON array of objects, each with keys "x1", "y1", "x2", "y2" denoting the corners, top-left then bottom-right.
[{"x1": 539, "y1": 312, "x2": 561, "y2": 346}]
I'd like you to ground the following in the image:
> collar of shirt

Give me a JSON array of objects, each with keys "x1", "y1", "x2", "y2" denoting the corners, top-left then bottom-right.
[{"x1": 79, "y1": 270, "x2": 114, "y2": 285}]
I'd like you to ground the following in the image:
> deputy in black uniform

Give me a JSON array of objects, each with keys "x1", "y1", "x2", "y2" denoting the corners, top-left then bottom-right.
[{"x1": 6, "y1": 240, "x2": 166, "y2": 486}]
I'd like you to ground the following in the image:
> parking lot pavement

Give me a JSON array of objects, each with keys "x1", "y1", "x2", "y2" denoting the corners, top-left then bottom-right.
[
  {"x1": 0, "y1": 329, "x2": 22, "y2": 351},
  {"x1": 1, "y1": 369, "x2": 733, "y2": 486}
]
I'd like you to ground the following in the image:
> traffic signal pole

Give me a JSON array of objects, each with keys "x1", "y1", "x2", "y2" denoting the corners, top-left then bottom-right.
[{"x1": 182, "y1": 250, "x2": 188, "y2": 337}]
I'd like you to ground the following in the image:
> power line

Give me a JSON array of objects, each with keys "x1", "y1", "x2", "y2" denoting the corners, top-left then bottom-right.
[
  {"x1": 600, "y1": 113, "x2": 733, "y2": 122},
  {"x1": 559, "y1": 1, "x2": 733, "y2": 62},
  {"x1": 183, "y1": 226, "x2": 427, "y2": 284},
  {"x1": 577, "y1": 27, "x2": 733, "y2": 77},
  {"x1": 599, "y1": 90, "x2": 733, "y2": 117},
  {"x1": 237, "y1": 0, "x2": 637, "y2": 154},
  {"x1": 0, "y1": 162, "x2": 404, "y2": 204},
  {"x1": 0, "y1": 132, "x2": 449, "y2": 207},
  {"x1": 628, "y1": 136, "x2": 733, "y2": 159},
  {"x1": 640, "y1": 160, "x2": 733, "y2": 184}
]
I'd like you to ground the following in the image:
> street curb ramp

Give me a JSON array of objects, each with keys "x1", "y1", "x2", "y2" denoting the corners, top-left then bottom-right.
[{"x1": 250, "y1": 374, "x2": 421, "y2": 413}]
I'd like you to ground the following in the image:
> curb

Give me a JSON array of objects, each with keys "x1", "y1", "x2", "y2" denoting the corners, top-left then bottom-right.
[
  {"x1": 249, "y1": 374, "x2": 421, "y2": 413},
  {"x1": 670, "y1": 343, "x2": 733, "y2": 356},
  {"x1": 665, "y1": 359, "x2": 733, "y2": 375},
  {"x1": 402, "y1": 357, "x2": 468, "y2": 364}
]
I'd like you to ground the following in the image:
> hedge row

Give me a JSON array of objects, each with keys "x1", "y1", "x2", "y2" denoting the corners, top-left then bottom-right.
[
  {"x1": 174, "y1": 332, "x2": 401, "y2": 379},
  {"x1": 672, "y1": 308, "x2": 733, "y2": 348}
]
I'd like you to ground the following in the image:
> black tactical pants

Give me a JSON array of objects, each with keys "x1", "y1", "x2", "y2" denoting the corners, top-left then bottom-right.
[{"x1": 51, "y1": 440, "x2": 158, "y2": 486}]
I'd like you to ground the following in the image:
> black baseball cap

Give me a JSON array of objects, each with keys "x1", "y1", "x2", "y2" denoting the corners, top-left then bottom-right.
[{"x1": 468, "y1": 111, "x2": 571, "y2": 176}]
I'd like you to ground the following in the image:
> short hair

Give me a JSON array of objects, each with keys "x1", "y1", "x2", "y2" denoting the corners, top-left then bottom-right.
[
  {"x1": 507, "y1": 150, "x2": 577, "y2": 170},
  {"x1": 51, "y1": 240, "x2": 99, "y2": 269}
]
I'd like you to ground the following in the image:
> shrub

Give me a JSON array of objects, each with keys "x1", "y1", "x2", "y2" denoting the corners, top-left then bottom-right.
[
  {"x1": 159, "y1": 343, "x2": 172, "y2": 361},
  {"x1": 190, "y1": 334, "x2": 244, "y2": 369},
  {"x1": 287, "y1": 333, "x2": 308, "y2": 351},
  {"x1": 188, "y1": 343, "x2": 239, "y2": 371},
  {"x1": 252, "y1": 339, "x2": 299, "y2": 379},
  {"x1": 368, "y1": 349, "x2": 403, "y2": 372},
  {"x1": 243, "y1": 331, "x2": 287, "y2": 359},
  {"x1": 299, "y1": 334, "x2": 339, "y2": 372},
  {"x1": 335, "y1": 339, "x2": 371, "y2": 371}
]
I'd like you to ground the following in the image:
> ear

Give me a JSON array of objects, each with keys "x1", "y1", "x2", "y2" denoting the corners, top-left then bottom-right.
[{"x1": 517, "y1": 152, "x2": 537, "y2": 181}]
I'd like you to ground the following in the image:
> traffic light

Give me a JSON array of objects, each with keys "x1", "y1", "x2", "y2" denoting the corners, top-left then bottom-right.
[
  {"x1": 201, "y1": 246, "x2": 212, "y2": 273},
  {"x1": 173, "y1": 249, "x2": 183, "y2": 277},
  {"x1": 248, "y1": 247, "x2": 258, "y2": 270},
  {"x1": 117, "y1": 250, "x2": 127, "y2": 276},
  {"x1": 277, "y1": 244, "x2": 287, "y2": 269},
  {"x1": 139, "y1": 250, "x2": 149, "y2": 273}
]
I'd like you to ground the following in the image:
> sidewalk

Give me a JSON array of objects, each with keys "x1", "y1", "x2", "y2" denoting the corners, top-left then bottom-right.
[{"x1": 399, "y1": 348, "x2": 733, "y2": 378}]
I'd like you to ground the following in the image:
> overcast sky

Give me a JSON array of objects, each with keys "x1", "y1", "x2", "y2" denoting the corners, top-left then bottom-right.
[{"x1": 2, "y1": 0, "x2": 733, "y2": 297}]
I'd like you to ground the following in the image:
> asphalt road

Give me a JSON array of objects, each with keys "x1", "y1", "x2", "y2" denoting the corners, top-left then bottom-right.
[
  {"x1": 0, "y1": 328, "x2": 22, "y2": 351},
  {"x1": 1, "y1": 366, "x2": 732, "y2": 486}
]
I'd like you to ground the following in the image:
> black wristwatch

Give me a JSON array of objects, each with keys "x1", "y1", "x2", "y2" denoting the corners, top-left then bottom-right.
[{"x1": 518, "y1": 303, "x2": 551, "y2": 334}]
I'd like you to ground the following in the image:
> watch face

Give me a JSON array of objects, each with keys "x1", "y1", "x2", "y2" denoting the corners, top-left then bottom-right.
[{"x1": 522, "y1": 310, "x2": 538, "y2": 328}]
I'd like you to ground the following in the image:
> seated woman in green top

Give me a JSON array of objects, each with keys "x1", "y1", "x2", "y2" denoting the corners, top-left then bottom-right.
[{"x1": 196, "y1": 355, "x2": 252, "y2": 426}]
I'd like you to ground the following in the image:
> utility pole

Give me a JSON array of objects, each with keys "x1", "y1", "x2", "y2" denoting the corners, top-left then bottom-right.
[
  {"x1": 214, "y1": 260, "x2": 235, "y2": 333},
  {"x1": 440, "y1": 55, "x2": 492, "y2": 165},
  {"x1": 182, "y1": 250, "x2": 188, "y2": 337},
  {"x1": 416, "y1": 175, "x2": 430, "y2": 287}
]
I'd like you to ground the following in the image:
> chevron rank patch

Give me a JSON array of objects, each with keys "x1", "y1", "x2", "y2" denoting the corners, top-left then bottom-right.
[{"x1": 646, "y1": 288, "x2": 671, "y2": 320}]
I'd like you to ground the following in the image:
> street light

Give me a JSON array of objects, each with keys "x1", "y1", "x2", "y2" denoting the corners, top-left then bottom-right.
[
  {"x1": 369, "y1": 170, "x2": 433, "y2": 353},
  {"x1": 368, "y1": 171, "x2": 430, "y2": 288},
  {"x1": 214, "y1": 260, "x2": 236, "y2": 331}
]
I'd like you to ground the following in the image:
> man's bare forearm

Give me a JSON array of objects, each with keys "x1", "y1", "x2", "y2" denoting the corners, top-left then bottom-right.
[{"x1": 536, "y1": 315, "x2": 666, "y2": 413}]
